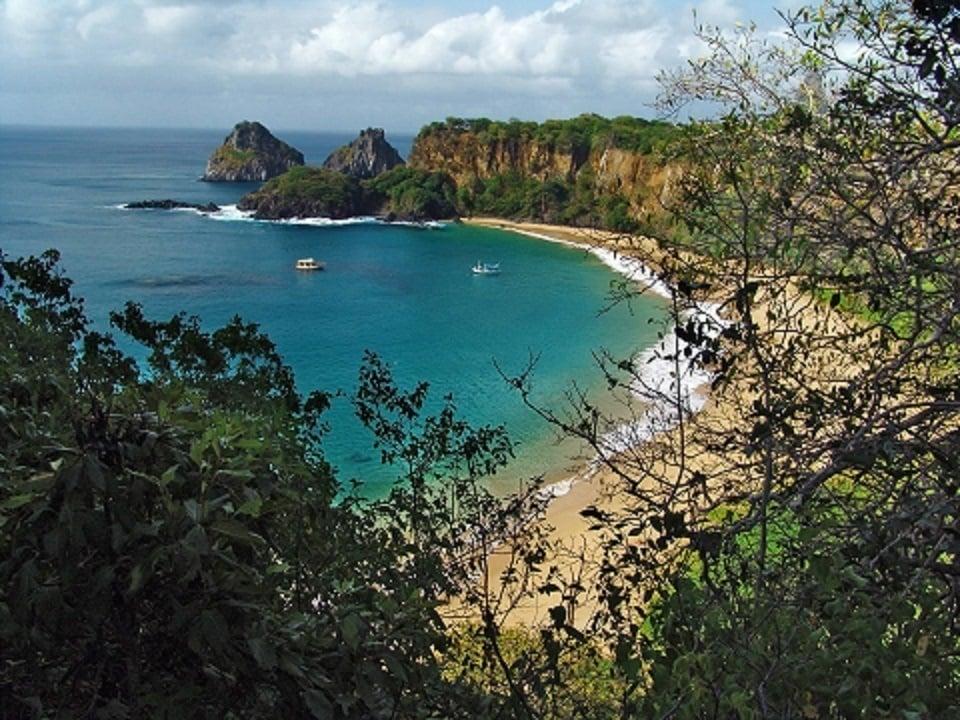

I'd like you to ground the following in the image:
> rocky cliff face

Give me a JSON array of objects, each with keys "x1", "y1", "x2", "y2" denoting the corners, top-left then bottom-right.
[
  {"x1": 408, "y1": 134, "x2": 584, "y2": 184},
  {"x1": 408, "y1": 128, "x2": 678, "y2": 217},
  {"x1": 202, "y1": 121, "x2": 304, "y2": 182},
  {"x1": 322, "y1": 128, "x2": 405, "y2": 179}
]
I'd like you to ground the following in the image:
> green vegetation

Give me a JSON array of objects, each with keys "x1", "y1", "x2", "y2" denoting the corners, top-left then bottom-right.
[
  {"x1": 210, "y1": 146, "x2": 257, "y2": 170},
  {"x1": 239, "y1": 166, "x2": 363, "y2": 218},
  {"x1": 363, "y1": 166, "x2": 458, "y2": 220},
  {"x1": 461, "y1": 170, "x2": 639, "y2": 231},
  {"x1": 419, "y1": 113, "x2": 682, "y2": 154},
  {"x1": 238, "y1": 166, "x2": 459, "y2": 220},
  {"x1": 5, "y1": 0, "x2": 960, "y2": 717},
  {"x1": 0, "y1": 251, "x2": 537, "y2": 717}
]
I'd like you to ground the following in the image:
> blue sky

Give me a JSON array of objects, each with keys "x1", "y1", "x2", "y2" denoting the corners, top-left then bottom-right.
[{"x1": 0, "y1": 0, "x2": 793, "y2": 132}]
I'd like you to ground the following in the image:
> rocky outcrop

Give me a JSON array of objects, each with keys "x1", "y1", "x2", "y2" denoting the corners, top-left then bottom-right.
[
  {"x1": 407, "y1": 123, "x2": 681, "y2": 218},
  {"x1": 237, "y1": 167, "x2": 363, "y2": 219},
  {"x1": 322, "y1": 128, "x2": 405, "y2": 179},
  {"x1": 202, "y1": 121, "x2": 304, "y2": 182},
  {"x1": 408, "y1": 134, "x2": 585, "y2": 185},
  {"x1": 236, "y1": 166, "x2": 457, "y2": 222},
  {"x1": 124, "y1": 199, "x2": 220, "y2": 212}
]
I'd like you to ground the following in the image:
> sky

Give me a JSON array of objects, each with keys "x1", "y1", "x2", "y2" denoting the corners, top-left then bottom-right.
[{"x1": 0, "y1": 0, "x2": 792, "y2": 132}]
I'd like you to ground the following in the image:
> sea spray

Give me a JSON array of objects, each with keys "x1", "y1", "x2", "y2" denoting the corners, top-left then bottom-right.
[{"x1": 503, "y1": 228, "x2": 726, "y2": 500}]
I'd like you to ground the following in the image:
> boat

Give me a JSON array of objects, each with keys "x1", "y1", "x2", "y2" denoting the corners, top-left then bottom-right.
[
  {"x1": 472, "y1": 260, "x2": 500, "y2": 275},
  {"x1": 295, "y1": 257, "x2": 325, "y2": 271}
]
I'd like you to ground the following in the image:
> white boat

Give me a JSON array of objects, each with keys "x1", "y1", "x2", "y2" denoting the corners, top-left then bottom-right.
[
  {"x1": 472, "y1": 260, "x2": 500, "y2": 275},
  {"x1": 295, "y1": 257, "x2": 325, "y2": 271}
]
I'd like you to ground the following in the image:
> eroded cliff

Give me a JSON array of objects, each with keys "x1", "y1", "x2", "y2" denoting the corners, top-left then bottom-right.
[{"x1": 407, "y1": 116, "x2": 682, "y2": 223}]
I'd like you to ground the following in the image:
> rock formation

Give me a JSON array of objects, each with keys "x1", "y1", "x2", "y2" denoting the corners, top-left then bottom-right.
[
  {"x1": 322, "y1": 128, "x2": 404, "y2": 179},
  {"x1": 237, "y1": 167, "x2": 365, "y2": 220},
  {"x1": 124, "y1": 199, "x2": 220, "y2": 212},
  {"x1": 236, "y1": 165, "x2": 457, "y2": 222},
  {"x1": 202, "y1": 121, "x2": 304, "y2": 182},
  {"x1": 407, "y1": 119, "x2": 681, "y2": 220}
]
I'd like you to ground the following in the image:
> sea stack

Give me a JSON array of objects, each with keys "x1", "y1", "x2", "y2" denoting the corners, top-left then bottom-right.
[
  {"x1": 202, "y1": 121, "x2": 304, "y2": 182},
  {"x1": 322, "y1": 128, "x2": 404, "y2": 179}
]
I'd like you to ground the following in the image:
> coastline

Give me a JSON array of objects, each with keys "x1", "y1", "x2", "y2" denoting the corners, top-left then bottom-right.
[
  {"x1": 465, "y1": 216, "x2": 720, "y2": 476},
  {"x1": 462, "y1": 217, "x2": 725, "y2": 625}
]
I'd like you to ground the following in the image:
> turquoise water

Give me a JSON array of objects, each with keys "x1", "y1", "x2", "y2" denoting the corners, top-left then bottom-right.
[{"x1": 0, "y1": 126, "x2": 666, "y2": 495}]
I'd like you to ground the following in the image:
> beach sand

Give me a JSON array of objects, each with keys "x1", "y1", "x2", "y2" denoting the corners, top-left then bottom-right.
[
  {"x1": 450, "y1": 218, "x2": 712, "y2": 626},
  {"x1": 456, "y1": 217, "x2": 863, "y2": 628}
]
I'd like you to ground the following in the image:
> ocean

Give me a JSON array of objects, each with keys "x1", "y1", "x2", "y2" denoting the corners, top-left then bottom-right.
[{"x1": 0, "y1": 125, "x2": 667, "y2": 496}]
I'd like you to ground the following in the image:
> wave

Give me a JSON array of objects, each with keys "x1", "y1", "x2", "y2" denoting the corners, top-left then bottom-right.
[
  {"x1": 114, "y1": 202, "x2": 447, "y2": 229},
  {"x1": 596, "y1": 300, "x2": 723, "y2": 456},
  {"x1": 207, "y1": 205, "x2": 447, "y2": 229},
  {"x1": 503, "y1": 227, "x2": 725, "y2": 499},
  {"x1": 111, "y1": 203, "x2": 215, "y2": 214}
]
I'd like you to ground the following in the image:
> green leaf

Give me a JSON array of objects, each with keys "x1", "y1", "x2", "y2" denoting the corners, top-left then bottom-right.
[
  {"x1": 236, "y1": 497, "x2": 263, "y2": 517},
  {"x1": 210, "y1": 517, "x2": 260, "y2": 546},
  {"x1": 160, "y1": 465, "x2": 178, "y2": 487},
  {"x1": 0, "y1": 494, "x2": 36, "y2": 510},
  {"x1": 303, "y1": 689, "x2": 333, "y2": 719},
  {"x1": 340, "y1": 614, "x2": 362, "y2": 651},
  {"x1": 247, "y1": 636, "x2": 278, "y2": 670},
  {"x1": 129, "y1": 564, "x2": 147, "y2": 594}
]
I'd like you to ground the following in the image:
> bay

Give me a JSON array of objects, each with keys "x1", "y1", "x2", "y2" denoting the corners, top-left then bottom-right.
[{"x1": 0, "y1": 125, "x2": 667, "y2": 496}]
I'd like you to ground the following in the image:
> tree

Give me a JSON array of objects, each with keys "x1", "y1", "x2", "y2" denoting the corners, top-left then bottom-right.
[
  {"x1": 0, "y1": 250, "x2": 549, "y2": 719},
  {"x1": 503, "y1": 0, "x2": 960, "y2": 715}
]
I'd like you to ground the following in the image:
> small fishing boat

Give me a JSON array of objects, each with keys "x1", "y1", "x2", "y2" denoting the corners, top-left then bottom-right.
[
  {"x1": 472, "y1": 260, "x2": 500, "y2": 275},
  {"x1": 295, "y1": 257, "x2": 325, "y2": 271}
]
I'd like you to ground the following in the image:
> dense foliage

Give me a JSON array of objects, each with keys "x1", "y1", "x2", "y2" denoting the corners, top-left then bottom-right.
[
  {"x1": 4, "y1": 0, "x2": 960, "y2": 717},
  {"x1": 497, "y1": 0, "x2": 960, "y2": 716},
  {"x1": 238, "y1": 166, "x2": 364, "y2": 219},
  {"x1": 0, "y1": 251, "x2": 552, "y2": 718},
  {"x1": 237, "y1": 166, "x2": 460, "y2": 221},
  {"x1": 363, "y1": 166, "x2": 458, "y2": 220},
  {"x1": 419, "y1": 114, "x2": 682, "y2": 154},
  {"x1": 459, "y1": 170, "x2": 639, "y2": 231}
]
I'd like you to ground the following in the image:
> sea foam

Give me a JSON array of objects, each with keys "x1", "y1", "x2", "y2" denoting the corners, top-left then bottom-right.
[
  {"x1": 506, "y1": 228, "x2": 725, "y2": 500},
  {"x1": 116, "y1": 202, "x2": 447, "y2": 229},
  {"x1": 207, "y1": 205, "x2": 446, "y2": 229}
]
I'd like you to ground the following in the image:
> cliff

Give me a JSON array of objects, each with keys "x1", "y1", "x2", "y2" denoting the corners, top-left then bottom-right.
[
  {"x1": 202, "y1": 121, "x2": 304, "y2": 182},
  {"x1": 233, "y1": 116, "x2": 682, "y2": 229},
  {"x1": 323, "y1": 128, "x2": 405, "y2": 179},
  {"x1": 407, "y1": 116, "x2": 683, "y2": 224}
]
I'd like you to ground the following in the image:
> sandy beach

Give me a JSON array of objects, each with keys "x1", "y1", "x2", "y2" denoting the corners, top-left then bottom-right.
[
  {"x1": 455, "y1": 218, "x2": 717, "y2": 625},
  {"x1": 457, "y1": 217, "x2": 863, "y2": 628}
]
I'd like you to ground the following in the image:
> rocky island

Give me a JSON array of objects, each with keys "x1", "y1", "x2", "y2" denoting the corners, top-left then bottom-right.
[
  {"x1": 322, "y1": 128, "x2": 405, "y2": 179},
  {"x1": 124, "y1": 199, "x2": 220, "y2": 212},
  {"x1": 237, "y1": 128, "x2": 457, "y2": 222},
  {"x1": 202, "y1": 121, "x2": 304, "y2": 182},
  {"x1": 236, "y1": 166, "x2": 458, "y2": 222}
]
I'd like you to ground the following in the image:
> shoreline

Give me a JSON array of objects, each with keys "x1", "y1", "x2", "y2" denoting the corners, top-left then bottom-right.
[
  {"x1": 464, "y1": 217, "x2": 720, "y2": 495},
  {"x1": 461, "y1": 217, "x2": 725, "y2": 625}
]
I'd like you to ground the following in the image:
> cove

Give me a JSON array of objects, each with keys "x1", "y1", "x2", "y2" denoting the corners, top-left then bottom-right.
[{"x1": 0, "y1": 126, "x2": 668, "y2": 496}]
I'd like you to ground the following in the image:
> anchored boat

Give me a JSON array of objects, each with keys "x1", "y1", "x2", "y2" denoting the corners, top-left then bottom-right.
[
  {"x1": 472, "y1": 261, "x2": 500, "y2": 275},
  {"x1": 295, "y1": 257, "x2": 325, "y2": 271}
]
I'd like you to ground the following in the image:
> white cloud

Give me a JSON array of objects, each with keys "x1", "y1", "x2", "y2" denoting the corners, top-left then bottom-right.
[
  {"x1": 143, "y1": 4, "x2": 202, "y2": 35},
  {"x1": 2, "y1": 0, "x2": 719, "y2": 81},
  {"x1": 0, "y1": 0, "x2": 766, "y2": 128}
]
